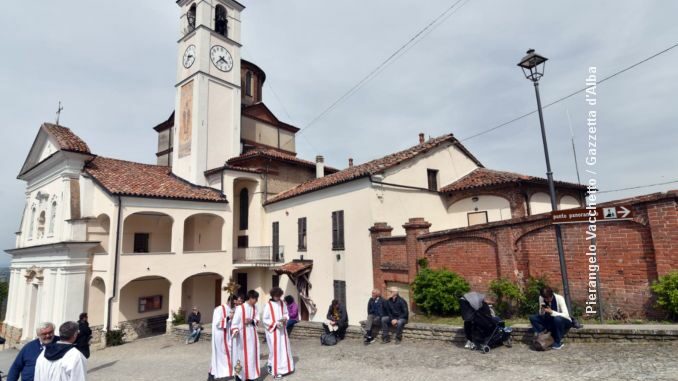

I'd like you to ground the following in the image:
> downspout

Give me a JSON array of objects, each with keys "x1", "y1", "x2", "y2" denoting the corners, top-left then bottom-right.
[{"x1": 107, "y1": 196, "x2": 123, "y2": 331}]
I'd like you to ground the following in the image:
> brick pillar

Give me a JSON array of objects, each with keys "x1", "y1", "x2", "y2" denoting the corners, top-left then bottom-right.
[
  {"x1": 646, "y1": 197, "x2": 678, "y2": 277},
  {"x1": 402, "y1": 218, "x2": 432, "y2": 283},
  {"x1": 369, "y1": 222, "x2": 393, "y2": 290}
]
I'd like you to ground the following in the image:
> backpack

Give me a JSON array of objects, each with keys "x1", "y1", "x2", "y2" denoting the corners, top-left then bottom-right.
[
  {"x1": 533, "y1": 331, "x2": 554, "y2": 351},
  {"x1": 320, "y1": 332, "x2": 338, "y2": 346}
]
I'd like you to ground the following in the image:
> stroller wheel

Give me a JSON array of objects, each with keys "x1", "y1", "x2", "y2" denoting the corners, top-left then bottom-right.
[
  {"x1": 504, "y1": 336, "x2": 513, "y2": 348},
  {"x1": 481, "y1": 345, "x2": 490, "y2": 354}
]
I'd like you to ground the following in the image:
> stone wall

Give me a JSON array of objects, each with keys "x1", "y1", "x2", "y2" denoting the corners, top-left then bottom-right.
[
  {"x1": 371, "y1": 191, "x2": 678, "y2": 319},
  {"x1": 0, "y1": 322, "x2": 22, "y2": 348}
]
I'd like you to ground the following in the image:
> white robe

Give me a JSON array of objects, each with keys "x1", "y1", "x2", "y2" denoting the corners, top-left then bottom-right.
[
  {"x1": 231, "y1": 303, "x2": 261, "y2": 380},
  {"x1": 34, "y1": 345, "x2": 87, "y2": 381},
  {"x1": 262, "y1": 300, "x2": 295, "y2": 376},
  {"x1": 210, "y1": 304, "x2": 234, "y2": 378}
]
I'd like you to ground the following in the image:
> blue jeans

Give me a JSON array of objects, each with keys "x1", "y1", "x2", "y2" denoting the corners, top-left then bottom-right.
[
  {"x1": 529, "y1": 314, "x2": 572, "y2": 345},
  {"x1": 381, "y1": 317, "x2": 407, "y2": 340},
  {"x1": 287, "y1": 319, "x2": 298, "y2": 334}
]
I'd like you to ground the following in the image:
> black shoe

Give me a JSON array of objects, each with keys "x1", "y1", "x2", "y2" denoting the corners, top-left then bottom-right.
[
  {"x1": 381, "y1": 338, "x2": 391, "y2": 344},
  {"x1": 395, "y1": 337, "x2": 402, "y2": 344}
]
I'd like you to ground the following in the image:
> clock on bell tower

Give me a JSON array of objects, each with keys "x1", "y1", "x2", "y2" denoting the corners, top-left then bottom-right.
[{"x1": 172, "y1": 0, "x2": 245, "y2": 185}]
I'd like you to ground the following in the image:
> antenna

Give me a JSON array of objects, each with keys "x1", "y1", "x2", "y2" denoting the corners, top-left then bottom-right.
[
  {"x1": 566, "y1": 108, "x2": 581, "y2": 184},
  {"x1": 55, "y1": 101, "x2": 64, "y2": 126}
]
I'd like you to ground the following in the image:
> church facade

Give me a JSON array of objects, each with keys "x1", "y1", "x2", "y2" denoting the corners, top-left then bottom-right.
[{"x1": 4, "y1": 0, "x2": 585, "y2": 345}]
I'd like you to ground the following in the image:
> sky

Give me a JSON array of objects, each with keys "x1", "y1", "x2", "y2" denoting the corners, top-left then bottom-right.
[{"x1": 1, "y1": 1, "x2": 677, "y2": 265}]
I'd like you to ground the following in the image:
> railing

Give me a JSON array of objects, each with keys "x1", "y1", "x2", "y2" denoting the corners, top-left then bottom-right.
[{"x1": 233, "y1": 245, "x2": 284, "y2": 265}]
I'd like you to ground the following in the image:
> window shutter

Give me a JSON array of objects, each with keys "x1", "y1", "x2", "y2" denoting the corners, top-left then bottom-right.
[
  {"x1": 338, "y1": 211, "x2": 344, "y2": 249},
  {"x1": 331, "y1": 212, "x2": 338, "y2": 249}
]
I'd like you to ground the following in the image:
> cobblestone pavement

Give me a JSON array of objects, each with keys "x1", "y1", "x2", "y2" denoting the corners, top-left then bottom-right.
[{"x1": 2, "y1": 335, "x2": 677, "y2": 380}]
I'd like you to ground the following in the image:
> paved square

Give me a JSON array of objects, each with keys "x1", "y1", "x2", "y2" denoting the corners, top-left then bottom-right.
[{"x1": 2, "y1": 335, "x2": 677, "y2": 380}]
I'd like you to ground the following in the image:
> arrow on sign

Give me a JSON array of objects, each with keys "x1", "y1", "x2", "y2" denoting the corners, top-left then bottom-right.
[{"x1": 618, "y1": 206, "x2": 631, "y2": 218}]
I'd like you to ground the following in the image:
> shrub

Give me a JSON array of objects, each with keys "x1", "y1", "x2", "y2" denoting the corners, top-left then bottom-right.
[
  {"x1": 106, "y1": 329, "x2": 125, "y2": 346},
  {"x1": 417, "y1": 257, "x2": 429, "y2": 269},
  {"x1": 651, "y1": 271, "x2": 678, "y2": 320},
  {"x1": 520, "y1": 276, "x2": 551, "y2": 316},
  {"x1": 412, "y1": 268, "x2": 470, "y2": 316},
  {"x1": 171, "y1": 309, "x2": 186, "y2": 326},
  {"x1": 489, "y1": 278, "x2": 524, "y2": 318}
]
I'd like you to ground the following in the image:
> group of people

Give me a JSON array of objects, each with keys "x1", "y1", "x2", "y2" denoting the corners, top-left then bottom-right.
[
  {"x1": 8, "y1": 313, "x2": 93, "y2": 381},
  {"x1": 209, "y1": 288, "x2": 297, "y2": 381},
  {"x1": 361, "y1": 286, "x2": 410, "y2": 344}
]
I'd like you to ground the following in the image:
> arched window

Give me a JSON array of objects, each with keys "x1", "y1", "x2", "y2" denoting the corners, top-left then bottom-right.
[
  {"x1": 37, "y1": 211, "x2": 46, "y2": 238},
  {"x1": 187, "y1": 4, "x2": 197, "y2": 32},
  {"x1": 239, "y1": 188, "x2": 249, "y2": 230},
  {"x1": 245, "y1": 72, "x2": 253, "y2": 96},
  {"x1": 215, "y1": 5, "x2": 228, "y2": 37},
  {"x1": 28, "y1": 207, "x2": 36, "y2": 239},
  {"x1": 49, "y1": 201, "x2": 57, "y2": 235}
]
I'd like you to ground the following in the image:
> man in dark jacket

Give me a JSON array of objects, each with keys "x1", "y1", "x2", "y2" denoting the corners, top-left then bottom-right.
[
  {"x1": 7, "y1": 322, "x2": 58, "y2": 381},
  {"x1": 35, "y1": 321, "x2": 87, "y2": 380},
  {"x1": 75, "y1": 312, "x2": 92, "y2": 358},
  {"x1": 381, "y1": 286, "x2": 409, "y2": 344},
  {"x1": 187, "y1": 306, "x2": 202, "y2": 343},
  {"x1": 364, "y1": 289, "x2": 384, "y2": 344}
]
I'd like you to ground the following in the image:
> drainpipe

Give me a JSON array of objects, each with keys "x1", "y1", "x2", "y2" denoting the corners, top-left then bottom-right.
[{"x1": 107, "y1": 196, "x2": 123, "y2": 331}]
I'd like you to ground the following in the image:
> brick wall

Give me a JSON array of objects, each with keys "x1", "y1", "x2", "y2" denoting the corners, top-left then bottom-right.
[{"x1": 371, "y1": 191, "x2": 677, "y2": 318}]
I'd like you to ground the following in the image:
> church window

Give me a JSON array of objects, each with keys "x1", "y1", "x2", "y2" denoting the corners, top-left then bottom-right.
[
  {"x1": 28, "y1": 207, "x2": 36, "y2": 239},
  {"x1": 245, "y1": 72, "x2": 253, "y2": 96},
  {"x1": 37, "y1": 211, "x2": 46, "y2": 238},
  {"x1": 215, "y1": 5, "x2": 228, "y2": 37},
  {"x1": 48, "y1": 201, "x2": 57, "y2": 235},
  {"x1": 187, "y1": 4, "x2": 197, "y2": 32},
  {"x1": 239, "y1": 188, "x2": 249, "y2": 230}
]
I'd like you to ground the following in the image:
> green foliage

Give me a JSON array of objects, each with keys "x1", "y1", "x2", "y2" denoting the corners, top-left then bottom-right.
[
  {"x1": 106, "y1": 329, "x2": 125, "y2": 346},
  {"x1": 489, "y1": 278, "x2": 524, "y2": 318},
  {"x1": 412, "y1": 268, "x2": 470, "y2": 316},
  {"x1": 171, "y1": 309, "x2": 187, "y2": 326},
  {"x1": 651, "y1": 271, "x2": 678, "y2": 320},
  {"x1": 417, "y1": 257, "x2": 429, "y2": 269},
  {"x1": 520, "y1": 276, "x2": 551, "y2": 316}
]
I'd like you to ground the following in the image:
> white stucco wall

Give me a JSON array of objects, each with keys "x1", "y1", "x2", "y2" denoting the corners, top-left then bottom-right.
[
  {"x1": 560, "y1": 195, "x2": 581, "y2": 210},
  {"x1": 530, "y1": 192, "x2": 552, "y2": 215},
  {"x1": 448, "y1": 195, "x2": 512, "y2": 227}
]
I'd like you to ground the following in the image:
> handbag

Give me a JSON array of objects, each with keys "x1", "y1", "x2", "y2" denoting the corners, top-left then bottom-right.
[
  {"x1": 533, "y1": 331, "x2": 554, "y2": 351},
  {"x1": 321, "y1": 332, "x2": 338, "y2": 346}
]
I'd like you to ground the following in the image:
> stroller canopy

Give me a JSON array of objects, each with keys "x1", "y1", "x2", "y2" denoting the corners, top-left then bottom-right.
[{"x1": 462, "y1": 292, "x2": 486, "y2": 311}]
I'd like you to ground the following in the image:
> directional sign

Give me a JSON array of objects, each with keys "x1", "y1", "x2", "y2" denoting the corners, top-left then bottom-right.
[{"x1": 552, "y1": 206, "x2": 633, "y2": 224}]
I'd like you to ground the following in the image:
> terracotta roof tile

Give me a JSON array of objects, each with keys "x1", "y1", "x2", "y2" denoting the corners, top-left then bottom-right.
[
  {"x1": 85, "y1": 157, "x2": 226, "y2": 202},
  {"x1": 273, "y1": 260, "x2": 313, "y2": 276},
  {"x1": 42, "y1": 123, "x2": 91, "y2": 154},
  {"x1": 228, "y1": 148, "x2": 339, "y2": 173},
  {"x1": 266, "y1": 134, "x2": 480, "y2": 204},
  {"x1": 440, "y1": 168, "x2": 585, "y2": 192}
]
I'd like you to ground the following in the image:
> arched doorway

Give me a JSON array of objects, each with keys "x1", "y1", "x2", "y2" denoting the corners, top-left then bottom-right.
[
  {"x1": 181, "y1": 273, "x2": 224, "y2": 324},
  {"x1": 88, "y1": 277, "x2": 106, "y2": 326},
  {"x1": 119, "y1": 276, "x2": 171, "y2": 339}
]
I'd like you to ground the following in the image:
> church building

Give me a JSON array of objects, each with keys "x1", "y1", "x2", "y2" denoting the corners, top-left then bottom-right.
[{"x1": 3, "y1": 0, "x2": 584, "y2": 345}]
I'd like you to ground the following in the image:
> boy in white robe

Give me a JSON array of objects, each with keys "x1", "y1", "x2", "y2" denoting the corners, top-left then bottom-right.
[
  {"x1": 231, "y1": 290, "x2": 261, "y2": 381},
  {"x1": 262, "y1": 287, "x2": 295, "y2": 379},
  {"x1": 34, "y1": 321, "x2": 87, "y2": 381},
  {"x1": 209, "y1": 294, "x2": 244, "y2": 379}
]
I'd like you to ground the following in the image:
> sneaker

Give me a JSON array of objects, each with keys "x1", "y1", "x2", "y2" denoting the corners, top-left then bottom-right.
[
  {"x1": 551, "y1": 343, "x2": 565, "y2": 350},
  {"x1": 274, "y1": 375, "x2": 284, "y2": 380},
  {"x1": 464, "y1": 340, "x2": 473, "y2": 349},
  {"x1": 267, "y1": 365, "x2": 273, "y2": 375}
]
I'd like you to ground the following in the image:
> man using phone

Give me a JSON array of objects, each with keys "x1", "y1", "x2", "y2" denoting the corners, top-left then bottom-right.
[{"x1": 529, "y1": 287, "x2": 572, "y2": 350}]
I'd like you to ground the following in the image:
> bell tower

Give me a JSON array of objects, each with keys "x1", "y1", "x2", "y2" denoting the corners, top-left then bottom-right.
[{"x1": 172, "y1": 0, "x2": 244, "y2": 185}]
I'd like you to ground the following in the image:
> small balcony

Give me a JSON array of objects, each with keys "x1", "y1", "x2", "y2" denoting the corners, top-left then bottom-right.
[{"x1": 233, "y1": 245, "x2": 284, "y2": 266}]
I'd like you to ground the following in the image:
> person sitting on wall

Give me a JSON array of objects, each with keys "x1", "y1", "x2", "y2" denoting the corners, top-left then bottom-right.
[
  {"x1": 284, "y1": 295, "x2": 299, "y2": 335},
  {"x1": 323, "y1": 299, "x2": 348, "y2": 340},
  {"x1": 381, "y1": 286, "x2": 408, "y2": 344},
  {"x1": 7, "y1": 322, "x2": 59, "y2": 381},
  {"x1": 528, "y1": 287, "x2": 572, "y2": 350},
  {"x1": 363, "y1": 288, "x2": 384, "y2": 344}
]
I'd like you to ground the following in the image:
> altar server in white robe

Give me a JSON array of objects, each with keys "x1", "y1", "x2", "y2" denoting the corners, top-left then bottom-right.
[
  {"x1": 34, "y1": 321, "x2": 87, "y2": 381},
  {"x1": 231, "y1": 290, "x2": 261, "y2": 381},
  {"x1": 262, "y1": 287, "x2": 295, "y2": 378},
  {"x1": 209, "y1": 297, "x2": 235, "y2": 379}
]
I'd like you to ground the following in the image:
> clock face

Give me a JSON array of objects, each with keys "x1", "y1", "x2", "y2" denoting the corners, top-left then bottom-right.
[
  {"x1": 183, "y1": 45, "x2": 196, "y2": 68},
  {"x1": 210, "y1": 45, "x2": 233, "y2": 72}
]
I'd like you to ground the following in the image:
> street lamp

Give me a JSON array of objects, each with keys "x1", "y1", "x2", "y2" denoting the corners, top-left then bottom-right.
[{"x1": 517, "y1": 49, "x2": 575, "y2": 322}]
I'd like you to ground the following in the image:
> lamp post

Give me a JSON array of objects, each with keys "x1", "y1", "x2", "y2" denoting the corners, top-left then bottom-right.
[{"x1": 517, "y1": 49, "x2": 574, "y2": 318}]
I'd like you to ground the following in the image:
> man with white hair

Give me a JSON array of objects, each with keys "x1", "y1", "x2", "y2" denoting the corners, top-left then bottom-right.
[
  {"x1": 7, "y1": 322, "x2": 59, "y2": 381},
  {"x1": 381, "y1": 286, "x2": 409, "y2": 344},
  {"x1": 363, "y1": 288, "x2": 384, "y2": 344},
  {"x1": 34, "y1": 321, "x2": 87, "y2": 381}
]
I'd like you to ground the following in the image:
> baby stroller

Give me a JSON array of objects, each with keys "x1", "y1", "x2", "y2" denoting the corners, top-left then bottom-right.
[{"x1": 460, "y1": 292, "x2": 513, "y2": 353}]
